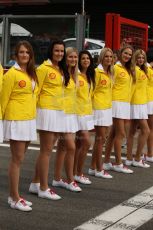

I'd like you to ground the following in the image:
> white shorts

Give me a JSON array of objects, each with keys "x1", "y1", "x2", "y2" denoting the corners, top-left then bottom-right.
[
  {"x1": 147, "y1": 101, "x2": 153, "y2": 115},
  {"x1": 130, "y1": 104, "x2": 148, "y2": 119},
  {"x1": 3, "y1": 119, "x2": 37, "y2": 141},
  {"x1": 112, "y1": 101, "x2": 130, "y2": 119},
  {"x1": 77, "y1": 115, "x2": 94, "y2": 131},
  {"x1": 37, "y1": 108, "x2": 78, "y2": 133},
  {"x1": 94, "y1": 108, "x2": 112, "y2": 126}
]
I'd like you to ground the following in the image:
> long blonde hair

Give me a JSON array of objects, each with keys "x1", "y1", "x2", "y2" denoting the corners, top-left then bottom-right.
[
  {"x1": 98, "y1": 47, "x2": 114, "y2": 78},
  {"x1": 66, "y1": 47, "x2": 78, "y2": 84},
  {"x1": 132, "y1": 49, "x2": 148, "y2": 76}
]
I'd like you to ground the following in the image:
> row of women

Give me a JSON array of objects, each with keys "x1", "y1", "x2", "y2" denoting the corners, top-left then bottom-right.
[{"x1": 0, "y1": 40, "x2": 153, "y2": 212}]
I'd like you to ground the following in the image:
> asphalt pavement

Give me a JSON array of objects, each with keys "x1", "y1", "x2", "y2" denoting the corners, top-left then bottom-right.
[{"x1": 0, "y1": 132, "x2": 153, "y2": 230}]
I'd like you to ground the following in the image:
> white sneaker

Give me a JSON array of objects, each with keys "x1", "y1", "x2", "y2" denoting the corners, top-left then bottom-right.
[
  {"x1": 112, "y1": 164, "x2": 133, "y2": 173},
  {"x1": 95, "y1": 170, "x2": 113, "y2": 179},
  {"x1": 29, "y1": 182, "x2": 40, "y2": 194},
  {"x1": 103, "y1": 162, "x2": 113, "y2": 171},
  {"x1": 10, "y1": 198, "x2": 32, "y2": 212},
  {"x1": 88, "y1": 168, "x2": 95, "y2": 176},
  {"x1": 8, "y1": 196, "x2": 32, "y2": 207},
  {"x1": 74, "y1": 175, "x2": 92, "y2": 185},
  {"x1": 38, "y1": 188, "x2": 61, "y2": 200},
  {"x1": 132, "y1": 159, "x2": 150, "y2": 168},
  {"x1": 66, "y1": 181, "x2": 82, "y2": 192},
  {"x1": 125, "y1": 159, "x2": 133, "y2": 166},
  {"x1": 52, "y1": 179, "x2": 68, "y2": 188},
  {"x1": 144, "y1": 155, "x2": 153, "y2": 163}
]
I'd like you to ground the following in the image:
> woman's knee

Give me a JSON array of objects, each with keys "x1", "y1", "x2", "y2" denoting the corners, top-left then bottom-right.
[
  {"x1": 115, "y1": 131, "x2": 125, "y2": 139},
  {"x1": 11, "y1": 154, "x2": 24, "y2": 166}
]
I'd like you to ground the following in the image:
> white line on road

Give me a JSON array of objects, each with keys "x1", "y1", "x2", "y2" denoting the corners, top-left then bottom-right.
[
  {"x1": 74, "y1": 187, "x2": 153, "y2": 230},
  {"x1": 0, "y1": 143, "x2": 126, "y2": 160}
]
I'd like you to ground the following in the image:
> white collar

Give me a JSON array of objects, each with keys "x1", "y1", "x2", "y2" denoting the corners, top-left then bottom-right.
[
  {"x1": 97, "y1": 64, "x2": 104, "y2": 70},
  {"x1": 13, "y1": 62, "x2": 22, "y2": 70},
  {"x1": 116, "y1": 61, "x2": 122, "y2": 66}
]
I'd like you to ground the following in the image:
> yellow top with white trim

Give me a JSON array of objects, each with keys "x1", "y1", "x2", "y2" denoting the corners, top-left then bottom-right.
[
  {"x1": 1, "y1": 64, "x2": 38, "y2": 120},
  {"x1": 112, "y1": 63, "x2": 132, "y2": 102},
  {"x1": 63, "y1": 76, "x2": 76, "y2": 114},
  {"x1": 92, "y1": 65, "x2": 112, "y2": 110},
  {"x1": 131, "y1": 66, "x2": 148, "y2": 104},
  {"x1": 76, "y1": 73, "x2": 93, "y2": 115},
  {"x1": 0, "y1": 64, "x2": 3, "y2": 119},
  {"x1": 36, "y1": 59, "x2": 64, "y2": 110},
  {"x1": 147, "y1": 65, "x2": 153, "y2": 102}
]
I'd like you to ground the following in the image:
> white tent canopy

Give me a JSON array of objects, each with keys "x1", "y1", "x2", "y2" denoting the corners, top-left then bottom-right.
[{"x1": 0, "y1": 22, "x2": 32, "y2": 36}]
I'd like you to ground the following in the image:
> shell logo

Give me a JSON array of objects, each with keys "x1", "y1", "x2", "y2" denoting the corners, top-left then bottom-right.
[
  {"x1": 49, "y1": 73, "x2": 56, "y2": 80},
  {"x1": 101, "y1": 79, "x2": 107, "y2": 85},
  {"x1": 18, "y1": 80, "x2": 26, "y2": 88},
  {"x1": 120, "y1": 72, "x2": 125, "y2": 77},
  {"x1": 141, "y1": 75, "x2": 146, "y2": 80},
  {"x1": 79, "y1": 80, "x2": 84, "y2": 86}
]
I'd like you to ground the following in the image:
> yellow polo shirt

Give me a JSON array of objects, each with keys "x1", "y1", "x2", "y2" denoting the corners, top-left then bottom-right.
[{"x1": 92, "y1": 66, "x2": 112, "y2": 109}]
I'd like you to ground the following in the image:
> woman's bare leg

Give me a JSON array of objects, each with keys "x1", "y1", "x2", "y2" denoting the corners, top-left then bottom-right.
[
  {"x1": 90, "y1": 126, "x2": 107, "y2": 171},
  {"x1": 9, "y1": 140, "x2": 28, "y2": 201},
  {"x1": 113, "y1": 118, "x2": 126, "y2": 165},
  {"x1": 32, "y1": 130, "x2": 58, "y2": 190},
  {"x1": 147, "y1": 115, "x2": 153, "y2": 157},
  {"x1": 134, "y1": 119, "x2": 150, "y2": 161}
]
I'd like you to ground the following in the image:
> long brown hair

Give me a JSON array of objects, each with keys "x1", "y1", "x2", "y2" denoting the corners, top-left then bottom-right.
[{"x1": 15, "y1": 40, "x2": 37, "y2": 81}]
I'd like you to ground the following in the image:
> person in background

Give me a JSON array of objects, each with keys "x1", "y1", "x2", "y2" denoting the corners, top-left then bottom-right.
[
  {"x1": 88, "y1": 48, "x2": 113, "y2": 179},
  {"x1": 125, "y1": 49, "x2": 150, "y2": 168},
  {"x1": 103, "y1": 45, "x2": 134, "y2": 174},
  {"x1": 29, "y1": 40, "x2": 71, "y2": 200},
  {"x1": 73, "y1": 50, "x2": 95, "y2": 185},
  {"x1": 144, "y1": 61, "x2": 153, "y2": 162},
  {"x1": 52, "y1": 47, "x2": 81, "y2": 192},
  {"x1": 1, "y1": 40, "x2": 38, "y2": 212},
  {"x1": 0, "y1": 63, "x2": 3, "y2": 143},
  {"x1": 113, "y1": 50, "x2": 119, "y2": 64}
]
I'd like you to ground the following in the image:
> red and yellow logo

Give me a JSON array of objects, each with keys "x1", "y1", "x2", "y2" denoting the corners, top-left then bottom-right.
[
  {"x1": 120, "y1": 72, "x2": 125, "y2": 77},
  {"x1": 18, "y1": 80, "x2": 26, "y2": 88},
  {"x1": 79, "y1": 80, "x2": 84, "y2": 86},
  {"x1": 101, "y1": 79, "x2": 107, "y2": 85},
  {"x1": 49, "y1": 73, "x2": 56, "y2": 80},
  {"x1": 141, "y1": 75, "x2": 146, "y2": 80}
]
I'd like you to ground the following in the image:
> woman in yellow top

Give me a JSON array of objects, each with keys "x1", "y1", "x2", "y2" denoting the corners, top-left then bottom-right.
[
  {"x1": 144, "y1": 63, "x2": 153, "y2": 162},
  {"x1": 29, "y1": 40, "x2": 74, "y2": 200},
  {"x1": 88, "y1": 48, "x2": 113, "y2": 179},
  {"x1": 126, "y1": 49, "x2": 150, "y2": 168},
  {"x1": 1, "y1": 40, "x2": 38, "y2": 212},
  {"x1": 0, "y1": 64, "x2": 3, "y2": 143},
  {"x1": 73, "y1": 50, "x2": 95, "y2": 185},
  {"x1": 103, "y1": 45, "x2": 134, "y2": 174},
  {"x1": 52, "y1": 47, "x2": 81, "y2": 192}
]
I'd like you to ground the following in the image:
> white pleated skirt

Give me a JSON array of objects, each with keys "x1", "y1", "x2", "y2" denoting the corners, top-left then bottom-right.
[
  {"x1": 147, "y1": 101, "x2": 153, "y2": 115},
  {"x1": 77, "y1": 114, "x2": 94, "y2": 131},
  {"x1": 112, "y1": 101, "x2": 130, "y2": 119},
  {"x1": 130, "y1": 104, "x2": 148, "y2": 119},
  {"x1": 3, "y1": 119, "x2": 37, "y2": 141},
  {"x1": 0, "y1": 120, "x2": 3, "y2": 143},
  {"x1": 37, "y1": 108, "x2": 78, "y2": 133},
  {"x1": 94, "y1": 108, "x2": 112, "y2": 126}
]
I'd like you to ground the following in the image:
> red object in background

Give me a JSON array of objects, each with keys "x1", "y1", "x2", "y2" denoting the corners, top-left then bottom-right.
[{"x1": 105, "y1": 13, "x2": 148, "y2": 51}]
